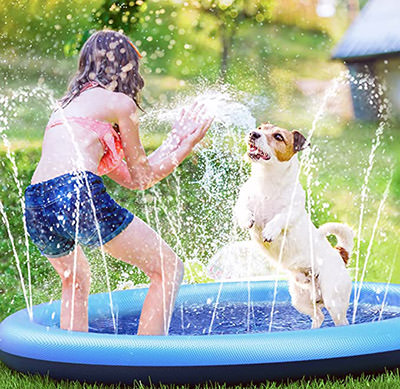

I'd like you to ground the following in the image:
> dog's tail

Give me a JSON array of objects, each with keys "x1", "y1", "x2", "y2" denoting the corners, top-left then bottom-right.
[{"x1": 318, "y1": 222, "x2": 354, "y2": 266}]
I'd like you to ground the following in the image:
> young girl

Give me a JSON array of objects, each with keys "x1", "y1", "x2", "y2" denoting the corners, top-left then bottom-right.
[{"x1": 24, "y1": 30, "x2": 213, "y2": 335}]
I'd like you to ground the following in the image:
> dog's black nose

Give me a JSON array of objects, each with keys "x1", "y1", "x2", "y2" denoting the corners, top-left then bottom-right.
[{"x1": 249, "y1": 131, "x2": 261, "y2": 139}]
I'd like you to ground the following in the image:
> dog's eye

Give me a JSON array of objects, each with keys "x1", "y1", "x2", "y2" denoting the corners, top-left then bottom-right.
[{"x1": 273, "y1": 133, "x2": 284, "y2": 141}]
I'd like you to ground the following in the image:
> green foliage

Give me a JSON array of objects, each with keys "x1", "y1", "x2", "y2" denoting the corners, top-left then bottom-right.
[
  {"x1": 0, "y1": 1, "x2": 339, "y2": 84},
  {"x1": 63, "y1": 1, "x2": 147, "y2": 56},
  {"x1": 270, "y1": 0, "x2": 349, "y2": 40},
  {"x1": 63, "y1": 29, "x2": 92, "y2": 57},
  {"x1": 0, "y1": 0, "x2": 99, "y2": 57},
  {"x1": 58, "y1": 0, "x2": 274, "y2": 76},
  {"x1": 95, "y1": 0, "x2": 146, "y2": 33},
  {"x1": 194, "y1": 0, "x2": 274, "y2": 29},
  {"x1": 193, "y1": 0, "x2": 273, "y2": 76}
]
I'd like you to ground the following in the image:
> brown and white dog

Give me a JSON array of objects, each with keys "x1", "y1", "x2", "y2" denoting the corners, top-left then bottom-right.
[{"x1": 234, "y1": 122, "x2": 354, "y2": 328}]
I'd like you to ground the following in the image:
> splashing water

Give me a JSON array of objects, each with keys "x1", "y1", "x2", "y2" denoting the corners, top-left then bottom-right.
[
  {"x1": 208, "y1": 281, "x2": 224, "y2": 335},
  {"x1": 344, "y1": 72, "x2": 390, "y2": 322},
  {"x1": 0, "y1": 74, "x2": 396, "y2": 335},
  {"x1": 142, "y1": 85, "x2": 257, "y2": 133},
  {"x1": 0, "y1": 199, "x2": 32, "y2": 320},
  {"x1": 352, "y1": 171, "x2": 393, "y2": 323},
  {"x1": 142, "y1": 85, "x2": 261, "y2": 332},
  {"x1": 378, "y1": 244, "x2": 398, "y2": 321},
  {"x1": 352, "y1": 121, "x2": 385, "y2": 303},
  {"x1": 0, "y1": 87, "x2": 55, "y2": 319},
  {"x1": 0, "y1": 88, "x2": 52, "y2": 317}
]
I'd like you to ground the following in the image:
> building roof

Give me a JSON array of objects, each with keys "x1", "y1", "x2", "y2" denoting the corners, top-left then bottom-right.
[{"x1": 332, "y1": 0, "x2": 400, "y2": 62}]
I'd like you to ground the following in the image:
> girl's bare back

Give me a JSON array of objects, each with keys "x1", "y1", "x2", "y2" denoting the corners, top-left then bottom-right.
[{"x1": 31, "y1": 88, "x2": 129, "y2": 184}]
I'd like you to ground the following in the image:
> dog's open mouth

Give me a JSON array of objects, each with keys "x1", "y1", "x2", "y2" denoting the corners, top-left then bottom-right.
[{"x1": 248, "y1": 144, "x2": 271, "y2": 160}]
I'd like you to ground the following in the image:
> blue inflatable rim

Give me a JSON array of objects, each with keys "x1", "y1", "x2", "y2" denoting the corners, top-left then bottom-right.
[
  {"x1": 2, "y1": 280, "x2": 400, "y2": 384},
  {"x1": 1, "y1": 280, "x2": 400, "y2": 369}
]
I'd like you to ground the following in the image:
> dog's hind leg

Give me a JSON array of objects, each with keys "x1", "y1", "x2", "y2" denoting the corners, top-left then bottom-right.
[
  {"x1": 323, "y1": 282, "x2": 351, "y2": 326},
  {"x1": 310, "y1": 308, "x2": 325, "y2": 329},
  {"x1": 325, "y1": 304, "x2": 349, "y2": 326},
  {"x1": 319, "y1": 263, "x2": 352, "y2": 327},
  {"x1": 289, "y1": 278, "x2": 325, "y2": 329},
  {"x1": 292, "y1": 294, "x2": 324, "y2": 328}
]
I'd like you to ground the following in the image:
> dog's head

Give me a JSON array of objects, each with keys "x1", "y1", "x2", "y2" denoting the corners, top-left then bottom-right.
[{"x1": 246, "y1": 122, "x2": 309, "y2": 165}]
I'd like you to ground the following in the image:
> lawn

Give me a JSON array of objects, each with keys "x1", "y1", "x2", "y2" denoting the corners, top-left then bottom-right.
[
  {"x1": 0, "y1": 363, "x2": 399, "y2": 389},
  {"x1": 1, "y1": 13, "x2": 400, "y2": 389}
]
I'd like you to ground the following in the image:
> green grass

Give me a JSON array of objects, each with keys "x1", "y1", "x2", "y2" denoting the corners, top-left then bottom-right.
[{"x1": 0, "y1": 363, "x2": 399, "y2": 389}]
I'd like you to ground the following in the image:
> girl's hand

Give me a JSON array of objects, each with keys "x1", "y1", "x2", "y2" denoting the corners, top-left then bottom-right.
[{"x1": 170, "y1": 102, "x2": 214, "y2": 148}]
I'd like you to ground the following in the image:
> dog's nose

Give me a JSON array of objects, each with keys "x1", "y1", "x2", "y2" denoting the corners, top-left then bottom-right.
[{"x1": 249, "y1": 131, "x2": 261, "y2": 139}]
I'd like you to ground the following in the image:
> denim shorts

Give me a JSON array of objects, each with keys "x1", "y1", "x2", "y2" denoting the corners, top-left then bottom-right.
[{"x1": 24, "y1": 171, "x2": 134, "y2": 258}]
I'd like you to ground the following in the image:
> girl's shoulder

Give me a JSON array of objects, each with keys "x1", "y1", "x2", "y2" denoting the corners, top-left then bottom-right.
[
  {"x1": 53, "y1": 88, "x2": 137, "y2": 124},
  {"x1": 106, "y1": 93, "x2": 138, "y2": 125},
  {"x1": 90, "y1": 88, "x2": 137, "y2": 116}
]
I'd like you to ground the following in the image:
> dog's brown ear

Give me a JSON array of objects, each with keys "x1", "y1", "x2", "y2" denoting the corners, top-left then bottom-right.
[{"x1": 293, "y1": 130, "x2": 309, "y2": 152}]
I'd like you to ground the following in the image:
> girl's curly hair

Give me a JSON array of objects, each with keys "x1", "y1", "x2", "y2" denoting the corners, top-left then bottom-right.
[{"x1": 59, "y1": 30, "x2": 144, "y2": 110}]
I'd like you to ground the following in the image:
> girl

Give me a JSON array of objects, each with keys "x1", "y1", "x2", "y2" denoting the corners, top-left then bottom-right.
[{"x1": 24, "y1": 30, "x2": 213, "y2": 335}]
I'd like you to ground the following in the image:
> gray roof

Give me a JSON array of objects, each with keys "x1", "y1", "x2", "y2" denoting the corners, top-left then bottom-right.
[{"x1": 332, "y1": 0, "x2": 400, "y2": 61}]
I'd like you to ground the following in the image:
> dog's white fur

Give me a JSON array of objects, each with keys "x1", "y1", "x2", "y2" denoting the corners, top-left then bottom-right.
[{"x1": 234, "y1": 125, "x2": 354, "y2": 328}]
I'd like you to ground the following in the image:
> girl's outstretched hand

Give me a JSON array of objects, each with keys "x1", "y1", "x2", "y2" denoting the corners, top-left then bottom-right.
[
  {"x1": 141, "y1": 102, "x2": 214, "y2": 187},
  {"x1": 171, "y1": 102, "x2": 214, "y2": 148}
]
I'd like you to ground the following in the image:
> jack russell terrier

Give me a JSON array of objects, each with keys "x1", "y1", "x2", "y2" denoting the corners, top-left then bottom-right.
[{"x1": 234, "y1": 122, "x2": 354, "y2": 328}]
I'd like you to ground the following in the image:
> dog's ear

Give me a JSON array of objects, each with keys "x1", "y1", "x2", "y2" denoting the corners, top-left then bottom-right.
[{"x1": 293, "y1": 130, "x2": 310, "y2": 152}]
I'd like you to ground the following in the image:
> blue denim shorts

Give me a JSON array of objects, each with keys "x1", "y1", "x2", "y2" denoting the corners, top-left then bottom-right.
[{"x1": 24, "y1": 171, "x2": 134, "y2": 258}]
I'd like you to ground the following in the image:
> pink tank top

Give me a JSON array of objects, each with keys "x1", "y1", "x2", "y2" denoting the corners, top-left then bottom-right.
[{"x1": 45, "y1": 82, "x2": 125, "y2": 176}]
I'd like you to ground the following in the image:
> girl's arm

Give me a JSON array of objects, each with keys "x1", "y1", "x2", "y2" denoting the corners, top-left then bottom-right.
[
  {"x1": 110, "y1": 98, "x2": 213, "y2": 190},
  {"x1": 146, "y1": 103, "x2": 213, "y2": 185},
  {"x1": 106, "y1": 160, "x2": 140, "y2": 189}
]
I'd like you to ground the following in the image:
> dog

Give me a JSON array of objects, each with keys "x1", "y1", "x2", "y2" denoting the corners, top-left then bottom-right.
[{"x1": 234, "y1": 122, "x2": 354, "y2": 328}]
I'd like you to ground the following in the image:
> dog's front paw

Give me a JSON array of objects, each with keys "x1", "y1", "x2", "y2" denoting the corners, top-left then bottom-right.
[{"x1": 262, "y1": 222, "x2": 281, "y2": 243}]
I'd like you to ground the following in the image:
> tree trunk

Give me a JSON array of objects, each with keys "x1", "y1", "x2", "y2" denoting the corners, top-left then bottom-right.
[{"x1": 220, "y1": 25, "x2": 232, "y2": 80}]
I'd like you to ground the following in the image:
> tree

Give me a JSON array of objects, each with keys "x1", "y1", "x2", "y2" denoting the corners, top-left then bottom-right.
[
  {"x1": 193, "y1": 0, "x2": 273, "y2": 79},
  {"x1": 95, "y1": 0, "x2": 146, "y2": 34},
  {"x1": 64, "y1": 1, "x2": 146, "y2": 56}
]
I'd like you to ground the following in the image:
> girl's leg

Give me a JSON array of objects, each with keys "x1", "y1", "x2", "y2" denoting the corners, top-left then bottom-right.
[
  {"x1": 103, "y1": 216, "x2": 184, "y2": 335},
  {"x1": 48, "y1": 245, "x2": 91, "y2": 332}
]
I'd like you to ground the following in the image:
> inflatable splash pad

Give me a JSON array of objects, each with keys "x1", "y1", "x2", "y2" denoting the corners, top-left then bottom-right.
[{"x1": 1, "y1": 281, "x2": 400, "y2": 385}]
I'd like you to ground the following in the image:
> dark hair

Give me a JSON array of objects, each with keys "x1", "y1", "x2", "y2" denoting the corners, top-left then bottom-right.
[{"x1": 59, "y1": 30, "x2": 144, "y2": 110}]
